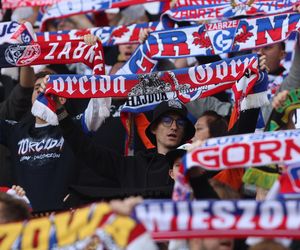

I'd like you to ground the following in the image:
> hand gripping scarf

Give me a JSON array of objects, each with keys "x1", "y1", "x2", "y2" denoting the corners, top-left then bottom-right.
[
  {"x1": 134, "y1": 199, "x2": 300, "y2": 240},
  {"x1": 243, "y1": 88, "x2": 300, "y2": 190},
  {"x1": 36, "y1": 21, "x2": 158, "y2": 46},
  {"x1": 2, "y1": 0, "x2": 62, "y2": 9},
  {"x1": 118, "y1": 12, "x2": 300, "y2": 75},
  {"x1": 30, "y1": 39, "x2": 105, "y2": 125},
  {"x1": 161, "y1": 0, "x2": 300, "y2": 27},
  {"x1": 0, "y1": 21, "x2": 36, "y2": 45},
  {"x1": 0, "y1": 202, "x2": 157, "y2": 250},
  {"x1": 39, "y1": 0, "x2": 169, "y2": 31}
]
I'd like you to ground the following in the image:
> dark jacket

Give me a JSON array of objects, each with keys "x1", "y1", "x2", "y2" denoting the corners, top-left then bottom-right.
[{"x1": 60, "y1": 115, "x2": 174, "y2": 203}]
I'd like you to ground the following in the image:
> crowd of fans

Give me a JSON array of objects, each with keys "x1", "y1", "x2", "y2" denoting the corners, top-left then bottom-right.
[{"x1": 1, "y1": 1, "x2": 300, "y2": 249}]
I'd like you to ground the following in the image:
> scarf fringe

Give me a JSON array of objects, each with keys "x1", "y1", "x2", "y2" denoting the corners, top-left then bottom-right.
[
  {"x1": 31, "y1": 101, "x2": 58, "y2": 125},
  {"x1": 240, "y1": 91, "x2": 269, "y2": 111}
]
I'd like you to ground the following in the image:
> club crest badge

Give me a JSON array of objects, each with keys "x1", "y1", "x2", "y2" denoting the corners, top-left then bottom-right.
[
  {"x1": 128, "y1": 71, "x2": 190, "y2": 96},
  {"x1": 5, "y1": 44, "x2": 41, "y2": 66},
  {"x1": 205, "y1": 20, "x2": 239, "y2": 54}
]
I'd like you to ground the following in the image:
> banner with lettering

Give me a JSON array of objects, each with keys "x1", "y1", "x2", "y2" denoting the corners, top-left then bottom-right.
[
  {"x1": 0, "y1": 203, "x2": 157, "y2": 250},
  {"x1": 118, "y1": 12, "x2": 300, "y2": 74},
  {"x1": 0, "y1": 40, "x2": 104, "y2": 71},
  {"x1": 0, "y1": 21, "x2": 36, "y2": 45},
  {"x1": 183, "y1": 129, "x2": 300, "y2": 172},
  {"x1": 36, "y1": 22, "x2": 158, "y2": 46},
  {"x1": 2, "y1": 0, "x2": 62, "y2": 9},
  {"x1": 162, "y1": 0, "x2": 300, "y2": 26},
  {"x1": 39, "y1": 0, "x2": 169, "y2": 31},
  {"x1": 134, "y1": 199, "x2": 300, "y2": 240},
  {"x1": 41, "y1": 55, "x2": 261, "y2": 105}
]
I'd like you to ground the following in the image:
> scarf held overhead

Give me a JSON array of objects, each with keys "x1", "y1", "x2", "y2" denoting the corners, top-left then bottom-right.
[
  {"x1": 119, "y1": 12, "x2": 300, "y2": 74},
  {"x1": 183, "y1": 129, "x2": 300, "y2": 172},
  {"x1": 0, "y1": 21, "x2": 36, "y2": 45},
  {"x1": 43, "y1": 54, "x2": 260, "y2": 102},
  {"x1": 39, "y1": 0, "x2": 169, "y2": 31},
  {"x1": 162, "y1": 0, "x2": 299, "y2": 26},
  {"x1": 2, "y1": 0, "x2": 62, "y2": 9},
  {"x1": 36, "y1": 21, "x2": 158, "y2": 46},
  {"x1": 0, "y1": 39, "x2": 104, "y2": 72}
]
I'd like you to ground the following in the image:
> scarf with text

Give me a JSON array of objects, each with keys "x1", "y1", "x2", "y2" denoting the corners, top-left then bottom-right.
[
  {"x1": 2, "y1": 0, "x2": 62, "y2": 9},
  {"x1": 39, "y1": 0, "x2": 169, "y2": 31},
  {"x1": 134, "y1": 199, "x2": 300, "y2": 240},
  {"x1": 183, "y1": 129, "x2": 300, "y2": 172},
  {"x1": 36, "y1": 21, "x2": 158, "y2": 46},
  {"x1": 0, "y1": 202, "x2": 156, "y2": 250},
  {"x1": 0, "y1": 21, "x2": 36, "y2": 45},
  {"x1": 0, "y1": 39, "x2": 104, "y2": 70},
  {"x1": 39, "y1": 55, "x2": 265, "y2": 119},
  {"x1": 118, "y1": 12, "x2": 300, "y2": 74},
  {"x1": 161, "y1": 0, "x2": 300, "y2": 27},
  {"x1": 243, "y1": 88, "x2": 300, "y2": 190},
  {"x1": 30, "y1": 39, "x2": 105, "y2": 125}
]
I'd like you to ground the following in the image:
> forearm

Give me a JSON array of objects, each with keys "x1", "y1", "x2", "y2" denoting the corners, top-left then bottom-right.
[{"x1": 19, "y1": 66, "x2": 35, "y2": 88}]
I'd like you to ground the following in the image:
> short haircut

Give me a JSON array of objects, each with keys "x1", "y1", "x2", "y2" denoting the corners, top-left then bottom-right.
[
  {"x1": 0, "y1": 192, "x2": 31, "y2": 224},
  {"x1": 200, "y1": 110, "x2": 228, "y2": 138},
  {"x1": 34, "y1": 71, "x2": 53, "y2": 82}
]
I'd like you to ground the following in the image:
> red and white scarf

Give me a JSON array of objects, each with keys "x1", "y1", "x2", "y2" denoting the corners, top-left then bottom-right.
[
  {"x1": 119, "y1": 12, "x2": 300, "y2": 74},
  {"x1": 0, "y1": 39, "x2": 104, "y2": 70},
  {"x1": 0, "y1": 21, "x2": 36, "y2": 45},
  {"x1": 39, "y1": 0, "x2": 169, "y2": 31},
  {"x1": 36, "y1": 21, "x2": 158, "y2": 46},
  {"x1": 2, "y1": 0, "x2": 62, "y2": 9},
  {"x1": 162, "y1": 0, "x2": 299, "y2": 26},
  {"x1": 183, "y1": 129, "x2": 300, "y2": 172},
  {"x1": 135, "y1": 199, "x2": 300, "y2": 240}
]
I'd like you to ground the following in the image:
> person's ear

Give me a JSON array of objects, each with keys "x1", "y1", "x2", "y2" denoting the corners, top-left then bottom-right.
[
  {"x1": 150, "y1": 124, "x2": 157, "y2": 135},
  {"x1": 169, "y1": 169, "x2": 174, "y2": 179},
  {"x1": 280, "y1": 50, "x2": 286, "y2": 61}
]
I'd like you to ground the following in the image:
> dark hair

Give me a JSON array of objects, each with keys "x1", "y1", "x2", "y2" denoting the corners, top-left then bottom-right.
[
  {"x1": 0, "y1": 192, "x2": 31, "y2": 224},
  {"x1": 279, "y1": 41, "x2": 286, "y2": 51},
  {"x1": 34, "y1": 71, "x2": 53, "y2": 82},
  {"x1": 200, "y1": 110, "x2": 228, "y2": 138}
]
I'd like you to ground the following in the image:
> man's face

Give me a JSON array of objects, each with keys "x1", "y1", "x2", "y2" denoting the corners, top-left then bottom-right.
[
  {"x1": 31, "y1": 78, "x2": 43, "y2": 104},
  {"x1": 151, "y1": 112, "x2": 185, "y2": 151},
  {"x1": 252, "y1": 43, "x2": 285, "y2": 74}
]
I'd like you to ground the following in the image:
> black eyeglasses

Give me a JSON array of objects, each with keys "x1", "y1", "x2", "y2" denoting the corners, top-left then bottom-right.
[{"x1": 160, "y1": 116, "x2": 186, "y2": 129}]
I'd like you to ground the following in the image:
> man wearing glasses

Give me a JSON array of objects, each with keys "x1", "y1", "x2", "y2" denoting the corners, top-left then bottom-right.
[{"x1": 56, "y1": 99, "x2": 195, "y2": 203}]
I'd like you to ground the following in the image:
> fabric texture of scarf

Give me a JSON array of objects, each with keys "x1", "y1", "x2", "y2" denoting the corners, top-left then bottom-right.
[
  {"x1": 134, "y1": 199, "x2": 300, "y2": 239},
  {"x1": 0, "y1": 21, "x2": 36, "y2": 45},
  {"x1": 2, "y1": 0, "x2": 62, "y2": 9},
  {"x1": 0, "y1": 202, "x2": 156, "y2": 250},
  {"x1": 36, "y1": 21, "x2": 158, "y2": 46},
  {"x1": 243, "y1": 88, "x2": 300, "y2": 189},
  {"x1": 162, "y1": 0, "x2": 299, "y2": 27},
  {"x1": 30, "y1": 39, "x2": 105, "y2": 125},
  {"x1": 118, "y1": 12, "x2": 300, "y2": 75},
  {"x1": 39, "y1": 0, "x2": 169, "y2": 31}
]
